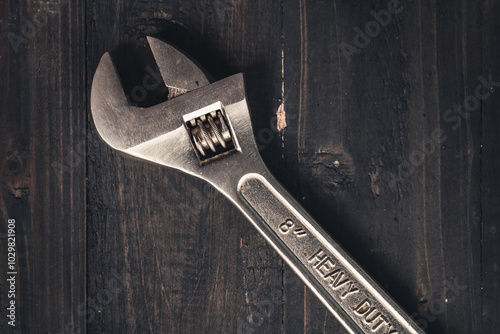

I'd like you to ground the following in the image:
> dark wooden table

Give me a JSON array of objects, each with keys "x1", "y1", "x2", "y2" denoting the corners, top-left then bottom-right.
[{"x1": 1, "y1": 0, "x2": 499, "y2": 333}]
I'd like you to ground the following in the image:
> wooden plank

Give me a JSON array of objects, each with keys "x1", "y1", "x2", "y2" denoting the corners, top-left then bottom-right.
[
  {"x1": 86, "y1": 0, "x2": 284, "y2": 333},
  {"x1": 280, "y1": 2, "x2": 355, "y2": 332},
  {"x1": 481, "y1": 0, "x2": 500, "y2": 332},
  {"x1": 0, "y1": 0, "x2": 86, "y2": 333},
  {"x1": 281, "y1": 0, "x2": 484, "y2": 333}
]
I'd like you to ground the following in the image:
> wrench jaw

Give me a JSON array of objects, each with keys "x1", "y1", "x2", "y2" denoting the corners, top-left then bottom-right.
[
  {"x1": 91, "y1": 52, "x2": 189, "y2": 152},
  {"x1": 90, "y1": 52, "x2": 135, "y2": 151},
  {"x1": 146, "y1": 36, "x2": 212, "y2": 97},
  {"x1": 91, "y1": 45, "x2": 266, "y2": 196}
]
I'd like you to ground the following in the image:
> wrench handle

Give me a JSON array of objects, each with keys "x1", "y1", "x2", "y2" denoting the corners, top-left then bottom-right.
[{"x1": 238, "y1": 173, "x2": 424, "y2": 334}]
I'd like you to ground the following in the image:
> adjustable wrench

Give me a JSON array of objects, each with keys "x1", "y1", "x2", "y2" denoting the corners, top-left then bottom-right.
[{"x1": 91, "y1": 37, "x2": 424, "y2": 334}]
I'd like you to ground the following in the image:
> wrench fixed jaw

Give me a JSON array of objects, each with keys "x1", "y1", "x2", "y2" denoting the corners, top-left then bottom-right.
[
  {"x1": 90, "y1": 52, "x2": 183, "y2": 152},
  {"x1": 91, "y1": 37, "x2": 212, "y2": 153}
]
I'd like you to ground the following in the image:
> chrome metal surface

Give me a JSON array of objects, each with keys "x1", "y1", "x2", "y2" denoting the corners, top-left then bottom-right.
[
  {"x1": 90, "y1": 37, "x2": 425, "y2": 334},
  {"x1": 239, "y1": 175, "x2": 422, "y2": 334},
  {"x1": 182, "y1": 101, "x2": 239, "y2": 164},
  {"x1": 147, "y1": 36, "x2": 211, "y2": 97}
]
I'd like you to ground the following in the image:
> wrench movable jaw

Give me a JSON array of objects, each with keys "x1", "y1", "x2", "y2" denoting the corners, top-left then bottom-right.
[{"x1": 147, "y1": 37, "x2": 211, "y2": 95}]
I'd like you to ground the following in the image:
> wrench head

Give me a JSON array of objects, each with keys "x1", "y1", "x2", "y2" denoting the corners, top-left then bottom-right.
[{"x1": 91, "y1": 37, "x2": 262, "y2": 189}]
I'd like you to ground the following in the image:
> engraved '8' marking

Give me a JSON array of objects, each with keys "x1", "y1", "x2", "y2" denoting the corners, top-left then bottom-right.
[
  {"x1": 280, "y1": 220, "x2": 294, "y2": 234},
  {"x1": 279, "y1": 219, "x2": 307, "y2": 237}
]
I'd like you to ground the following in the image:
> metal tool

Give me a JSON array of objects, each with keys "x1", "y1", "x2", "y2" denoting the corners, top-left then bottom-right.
[{"x1": 91, "y1": 37, "x2": 425, "y2": 334}]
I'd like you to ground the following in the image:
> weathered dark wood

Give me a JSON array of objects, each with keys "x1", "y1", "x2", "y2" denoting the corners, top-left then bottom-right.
[
  {"x1": 481, "y1": 0, "x2": 500, "y2": 332},
  {"x1": 1, "y1": 0, "x2": 499, "y2": 333},
  {"x1": 0, "y1": 0, "x2": 87, "y2": 333},
  {"x1": 277, "y1": 1, "x2": 493, "y2": 333}
]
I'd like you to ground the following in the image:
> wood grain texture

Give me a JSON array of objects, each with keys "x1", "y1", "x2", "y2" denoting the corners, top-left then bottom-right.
[
  {"x1": 1, "y1": 0, "x2": 499, "y2": 333},
  {"x1": 0, "y1": 0, "x2": 87, "y2": 333},
  {"x1": 481, "y1": 0, "x2": 500, "y2": 332}
]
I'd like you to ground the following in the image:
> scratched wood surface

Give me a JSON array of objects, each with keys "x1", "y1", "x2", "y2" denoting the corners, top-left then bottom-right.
[
  {"x1": 0, "y1": 0, "x2": 88, "y2": 333},
  {"x1": 1, "y1": 0, "x2": 499, "y2": 333}
]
